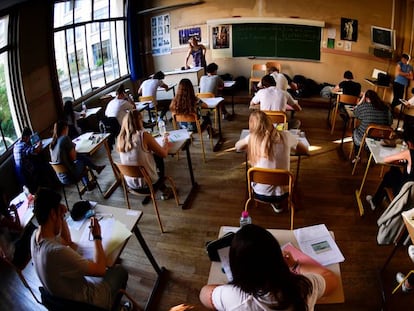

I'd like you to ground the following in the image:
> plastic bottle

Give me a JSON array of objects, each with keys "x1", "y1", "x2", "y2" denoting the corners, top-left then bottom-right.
[
  {"x1": 158, "y1": 119, "x2": 166, "y2": 136},
  {"x1": 240, "y1": 211, "x2": 252, "y2": 227}
]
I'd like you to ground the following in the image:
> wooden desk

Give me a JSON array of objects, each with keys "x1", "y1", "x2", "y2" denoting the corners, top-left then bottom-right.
[
  {"x1": 155, "y1": 129, "x2": 198, "y2": 209},
  {"x1": 163, "y1": 67, "x2": 204, "y2": 95},
  {"x1": 355, "y1": 138, "x2": 402, "y2": 216},
  {"x1": 10, "y1": 192, "x2": 34, "y2": 228},
  {"x1": 73, "y1": 132, "x2": 120, "y2": 199},
  {"x1": 207, "y1": 226, "x2": 345, "y2": 304},
  {"x1": 200, "y1": 97, "x2": 224, "y2": 152},
  {"x1": 364, "y1": 79, "x2": 391, "y2": 101},
  {"x1": 69, "y1": 204, "x2": 166, "y2": 311},
  {"x1": 156, "y1": 83, "x2": 177, "y2": 101}
]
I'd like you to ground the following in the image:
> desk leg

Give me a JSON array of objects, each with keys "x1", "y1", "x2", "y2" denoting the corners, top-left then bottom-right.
[
  {"x1": 181, "y1": 140, "x2": 199, "y2": 209},
  {"x1": 133, "y1": 226, "x2": 166, "y2": 311},
  {"x1": 231, "y1": 93, "x2": 235, "y2": 115},
  {"x1": 355, "y1": 153, "x2": 373, "y2": 216},
  {"x1": 103, "y1": 140, "x2": 121, "y2": 199},
  {"x1": 213, "y1": 105, "x2": 225, "y2": 152},
  {"x1": 295, "y1": 155, "x2": 301, "y2": 189}
]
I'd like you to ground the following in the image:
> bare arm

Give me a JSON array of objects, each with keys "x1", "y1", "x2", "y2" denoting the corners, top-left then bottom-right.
[
  {"x1": 185, "y1": 48, "x2": 192, "y2": 69},
  {"x1": 287, "y1": 93, "x2": 302, "y2": 111},
  {"x1": 383, "y1": 148, "x2": 410, "y2": 164},
  {"x1": 199, "y1": 284, "x2": 219, "y2": 309},
  {"x1": 86, "y1": 217, "x2": 106, "y2": 276},
  {"x1": 161, "y1": 81, "x2": 169, "y2": 91},
  {"x1": 144, "y1": 131, "x2": 169, "y2": 158},
  {"x1": 294, "y1": 141, "x2": 309, "y2": 155},
  {"x1": 235, "y1": 134, "x2": 249, "y2": 152}
]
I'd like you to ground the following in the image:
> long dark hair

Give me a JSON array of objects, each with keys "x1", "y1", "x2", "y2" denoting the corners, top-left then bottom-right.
[
  {"x1": 63, "y1": 100, "x2": 75, "y2": 124},
  {"x1": 170, "y1": 78, "x2": 197, "y2": 114},
  {"x1": 365, "y1": 90, "x2": 388, "y2": 111},
  {"x1": 50, "y1": 120, "x2": 68, "y2": 150},
  {"x1": 230, "y1": 224, "x2": 312, "y2": 311}
]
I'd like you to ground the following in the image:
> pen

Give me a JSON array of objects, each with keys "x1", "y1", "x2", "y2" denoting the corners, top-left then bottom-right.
[{"x1": 88, "y1": 216, "x2": 104, "y2": 228}]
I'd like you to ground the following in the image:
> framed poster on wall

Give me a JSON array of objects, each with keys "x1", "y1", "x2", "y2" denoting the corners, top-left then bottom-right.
[{"x1": 151, "y1": 14, "x2": 171, "y2": 55}]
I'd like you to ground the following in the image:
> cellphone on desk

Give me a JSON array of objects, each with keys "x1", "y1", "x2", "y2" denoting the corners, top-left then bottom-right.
[{"x1": 30, "y1": 132, "x2": 41, "y2": 146}]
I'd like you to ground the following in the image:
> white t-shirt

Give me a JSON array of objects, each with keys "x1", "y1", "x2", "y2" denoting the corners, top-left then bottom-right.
[
  {"x1": 251, "y1": 87, "x2": 297, "y2": 111},
  {"x1": 105, "y1": 97, "x2": 132, "y2": 126},
  {"x1": 200, "y1": 75, "x2": 224, "y2": 96},
  {"x1": 211, "y1": 272, "x2": 326, "y2": 311},
  {"x1": 139, "y1": 79, "x2": 164, "y2": 108},
  {"x1": 257, "y1": 73, "x2": 289, "y2": 91}
]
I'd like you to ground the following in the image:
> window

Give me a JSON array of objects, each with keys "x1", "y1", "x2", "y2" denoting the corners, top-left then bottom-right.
[
  {"x1": 53, "y1": 0, "x2": 128, "y2": 101},
  {"x1": 0, "y1": 15, "x2": 19, "y2": 156}
]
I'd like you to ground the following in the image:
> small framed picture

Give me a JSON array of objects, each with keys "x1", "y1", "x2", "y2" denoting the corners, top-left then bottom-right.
[{"x1": 341, "y1": 18, "x2": 358, "y2": 42}]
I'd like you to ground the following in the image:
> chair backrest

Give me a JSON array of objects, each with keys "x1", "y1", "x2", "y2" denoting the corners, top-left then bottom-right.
[
  {"x1": 265, "y1": 62, "x2": 281, "y2": 73},
  {"x1": 49, "y1": 162, "x2": 69, "y2": 174},
  {"x1": 250, "y1": 64, "x2": 267, "y2": 78},
  {"x1": 366, "y1": 124, "x2": 394, "y2": 140},
  {"x1": 171, "y1": 113, "x2": 200, "y2": 129},
  {"x1": 262, "y1": 110, "x2": 287, "y2": 124},
  {"x1": 196, "y1": 92, "x2": 214, "y2": 98},
  {"x1": 337, "y1": 94, "x2": 359, "y2": 105},
  {"x1": 114, "y1": 162, "x2": 147, "y2": 180},
  {"x1": 138, "y1": 95, "x2": 154, "y2": 102}
]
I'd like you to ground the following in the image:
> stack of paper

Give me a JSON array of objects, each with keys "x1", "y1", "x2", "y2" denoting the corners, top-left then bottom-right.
[{"x1": 294, "y1": 224, "x2": 345, "y2": 266}]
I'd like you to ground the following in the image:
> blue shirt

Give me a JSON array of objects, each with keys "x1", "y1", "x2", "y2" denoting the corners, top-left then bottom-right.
[
  {"x1": 13, "y1": 139, "x2": 37, "y2": 186},
  {"x1": 394, "y1": 61, "x2": 413, "y2": 86}
]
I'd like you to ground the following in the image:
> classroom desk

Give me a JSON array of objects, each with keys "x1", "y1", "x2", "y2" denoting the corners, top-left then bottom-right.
[
  {"x1": 200, "y1": 97, "x2": 224, "y2": 152},
  {"x1": 73, "y1": 132, "x2": 120, "y2": 199},
  {"x1": 156, "y1": 83, "x2": 177, "y2": 101},
  {"x1": 82, "y1": 107, "x2": 102, "y2": 119},
  {"x1": 355, "y1": 138, "x2": 402, "y2": 216},
  {"x1": 10, "y1": 192, "x2": 34, "y2": 228},
  {"x1": 364, "y1": 79, "x2": 391, "y2": 101},
  {"x1": 341, "y1": 104, "x2": 355, "y2": 146},
  {"x1": 155, "y1": 129, "x2": 198, "y2": 209},
  {"x1": 69, "y1": 204, "x2": 165, "y2": 311},
  {"x1": 162, "y1": 67, "x2": 204, "y2": 95},
  {"x1": 207, "y1": 226, "x2": 345, "y2": 304}
]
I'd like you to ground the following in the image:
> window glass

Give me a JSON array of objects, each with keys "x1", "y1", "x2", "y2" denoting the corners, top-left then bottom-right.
[
  {"x1": 53, "y1": 0, "x2": 128, "y2": 100},
  {"x1": 0, "y1": 15, "x2": 18, "y2": 157}
]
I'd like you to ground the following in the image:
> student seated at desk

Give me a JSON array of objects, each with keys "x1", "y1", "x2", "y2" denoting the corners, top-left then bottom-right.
[
  {"x1": 138, "y1": 71, "x2": 169, "y2": 121},
  {"x1": 257, "y1": 66, "x2": 289, "y2": 91},
  {"x1": 117, "y1": 110, "x2": 173, "y2": 203},
  {"x1": 199, "y1": 62, "x2": 231, "y2": 120},
  {"x1": 63, "y1": 100, "x2": 84, "y2": 139},
  {"x1": 170, "y1": 78, "x2": 213, "y2": 134},
  {"x1": 235, "y1": 111, "x2": 308, "y2": 213},
  {"x1": 31, "y1": 188, "x2": 129, "y2": 310},
  {"x1": 392, "y1": 53, "x2": 413, "y2": 110},
  {"x1": 199, "y1": 224, "x2": 338, "y2": 311},
  {"x1": 352, "y1": 90, "x2": 392, "y2": 161},
  {"x1": 332, "y1": 70, "x2": 361, "y2": 97},
  {"x1": 50, "y1": 120, "x2": 105, "y2": 190},
  {"x1": 366, "y1": 127, "x2": 414, "y2": 211}
]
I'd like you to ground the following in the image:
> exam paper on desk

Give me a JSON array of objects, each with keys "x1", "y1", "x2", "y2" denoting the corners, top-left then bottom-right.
[
  {"x1": 294, "y1": 224, "x2": 345, "y2": 266},
  {"x1": 76, "y1": 217, "x2": 132, "y2": 261}
]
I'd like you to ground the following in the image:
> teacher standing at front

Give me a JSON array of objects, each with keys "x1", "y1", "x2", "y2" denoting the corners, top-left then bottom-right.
[{"x1": 392, "y1": 53, "x2": 413, "y2": 111}]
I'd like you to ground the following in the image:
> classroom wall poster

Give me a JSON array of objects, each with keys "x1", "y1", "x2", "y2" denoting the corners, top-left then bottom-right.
[
  {"x1": 151, "y1": 14, "x2": 171, "y2": 56},
  {"x1": 178, "y1": 27, "x2": 202, "y2": 45},
  {"x1": 212, "y1": 25, "x2": 229, "y2": 49},
  {"x1": 341, "y1": 17, "x2": 358, "y2": 42}
]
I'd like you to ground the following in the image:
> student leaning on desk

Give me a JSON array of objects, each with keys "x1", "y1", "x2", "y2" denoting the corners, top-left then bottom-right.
[
  {"x1": 199, "y1": 224, "x2": 338, "y2": 311},
  {"x1": 30, "y1": 188, "x2": 129, "y2": 310}
]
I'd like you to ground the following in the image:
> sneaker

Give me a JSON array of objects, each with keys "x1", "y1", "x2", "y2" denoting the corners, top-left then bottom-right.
[
  {"x1": 142, "y1": 196, "x2": 151, "y2": 205},
  {"x1": 396, "y1": 272, "x2": 413, "y2": 293},
  {"x1": 408, "y1": 245, "x2": 414, "y2": 263},
  {"x1": 95, "y1": 165, "x2": 106, "y2": 175},
  {"x1": 351, "y1": 156, "x2": 360, "y2": 164},
  {"x1": 271, "y1": 203, "x2": 284, "y2": 213},
  {"x1": 366, "y1": 195, "x2": 376, "y2": 211},
  {"x1": 161, "y1": 187, "x2": 173, "y2": 200},
  {"x1": 120, "y1": 301, "x2": 132, "y2": 311}
]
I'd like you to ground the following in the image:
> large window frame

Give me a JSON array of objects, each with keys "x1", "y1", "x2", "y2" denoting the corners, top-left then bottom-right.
[{"x1": 53, "y1": 0, "x2": 129, "y2": 101}]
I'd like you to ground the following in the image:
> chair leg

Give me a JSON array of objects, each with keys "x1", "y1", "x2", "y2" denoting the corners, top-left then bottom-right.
[
  {"x1": 199, "y1": 131, "x2": 206, "y2": 163},
  {"x1": 392, "y1": 270, "x2": 414, "y2": 294},
  {"x1": 351, "y1": 143, "x2": 364, "y2": 175},
  {"x1": 208, "y1": 126, "x2": 214, "y2": 150},
  {"x1": 150, "y1": 194, "x2": 165, "y2": 233},
  {"x1": 165, "y1": 176, "x2": 180, "y2": 207},
  {"x1": 75, "y1": 183, "x2": 83, "y2": 200},
  {"x1": 61, "y1": 185, "x2": 69, "y2": 208},
  {"x1": 330, "y1": 103, "x2": 339, "y2": 134}
]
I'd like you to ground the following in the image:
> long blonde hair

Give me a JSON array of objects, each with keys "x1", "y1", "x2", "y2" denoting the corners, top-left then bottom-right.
[
  {"x1": 117, "y1": 110, "x2": 143, "y2": 153},
  {"x1": 170, "y1": 78, "x2": 197, "y2": 114},
  {"x1": 248, "y1": 110, "x2": 281, "y2": 165}
]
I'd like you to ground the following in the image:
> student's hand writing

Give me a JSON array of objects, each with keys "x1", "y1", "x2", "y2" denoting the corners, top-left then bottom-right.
[
  {"x1": 283, "y1": 251, "x2": 296, "y2": 267},
  {"x1": 90, "y1": 217, "x2": 101, "y2": 238}
]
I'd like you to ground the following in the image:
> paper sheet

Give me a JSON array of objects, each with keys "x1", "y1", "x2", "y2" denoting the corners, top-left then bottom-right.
[{"x1": 294, "y1": 224, "x2": 345, "y2": 266}]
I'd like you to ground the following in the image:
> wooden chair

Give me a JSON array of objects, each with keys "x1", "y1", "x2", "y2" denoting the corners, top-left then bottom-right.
[
  {"x1": 265, "y1": 61, "x2": 281, "y2": 73},
  {"x1": 196, "y1": 92, "x2": 217, "y2": 129},
  {"x1": 171, "y1": 112, "x2": 213, "y2": 163},
  {"x1": 244, "y1": 167, "x2": 295, "y2": 230},
  {"x1": 350, "y1": 124, "x2": 394, "y2": 175},
  {"x1": 330, "y1": 94, "x2": 359, "y2": 134},
  {"x1": 49, "y1": 162, "x2": 102, "y2": 207},
  {"x1": 249, "y1": 64, "x2": 267, "y2": 95},
  {"x1": 138, "y1": 95, "x2": 158, "y2": 125},
  {"x1": 262, "y1": 110, "x2": 287, "y2": 125},
  {"x1": 114, "y1": 162, "x2": 179, "y2": 233}
]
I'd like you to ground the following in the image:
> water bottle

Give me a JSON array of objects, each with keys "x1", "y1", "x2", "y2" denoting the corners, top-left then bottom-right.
[
  {"x1": 158, "y1": 119, "x2": 166, "y2": 136},
  {"x1": 240, "y1": 211, "x2": 252, "y2": 227}
]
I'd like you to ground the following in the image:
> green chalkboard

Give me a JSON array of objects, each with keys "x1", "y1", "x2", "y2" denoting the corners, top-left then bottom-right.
[{"x1": 232, "y1": 23, "x2": 321, "y2": 60}]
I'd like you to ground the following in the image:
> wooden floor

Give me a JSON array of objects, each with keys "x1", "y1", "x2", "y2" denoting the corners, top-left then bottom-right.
[{"x1": 1, "y1": 94, "x2": 413, "y2": 310}]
